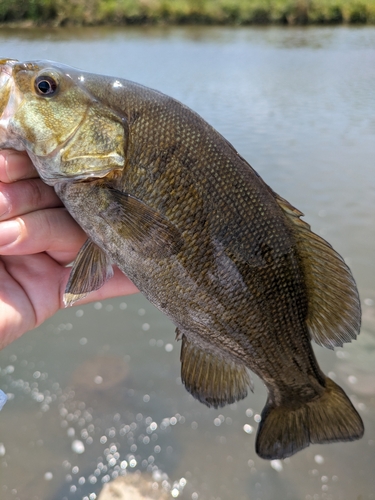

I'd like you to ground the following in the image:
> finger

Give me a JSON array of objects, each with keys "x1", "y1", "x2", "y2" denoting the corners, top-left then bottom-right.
[
  {"x1": 0, "y1": 150, "x2": 38, "y2": 183},
  {"x1": 0, "y1": 255, "x2": 139, "y2": 350},
  {"x1": 0, "y1": 208, "x2": 87, "y2": 265},
  {"x1": 0, "y1": 178, "x2": 63, "y2": 221}
]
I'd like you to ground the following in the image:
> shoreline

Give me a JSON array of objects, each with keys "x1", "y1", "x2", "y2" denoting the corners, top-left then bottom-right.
[{"x1": 1, "y1": 1, "x2": 375, "y2": 27}]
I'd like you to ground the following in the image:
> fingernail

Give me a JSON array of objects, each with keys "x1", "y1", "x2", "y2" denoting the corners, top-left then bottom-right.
[
  {"x1": 0, "y1": 191, "x2": 10, "y2": 217},
  {"x1": 0, "y1": 220, "x2": 21, "y2": 246}
]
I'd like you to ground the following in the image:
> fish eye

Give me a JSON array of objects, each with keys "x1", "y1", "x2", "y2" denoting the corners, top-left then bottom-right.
[{"x1": 34, "y1": 75, "x2": 58, "y2": 97}]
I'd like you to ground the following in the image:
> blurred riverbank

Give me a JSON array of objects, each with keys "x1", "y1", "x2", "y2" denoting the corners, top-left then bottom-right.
[{"x1": 1, "y1": 0, "x2": 375, "y2": 27}]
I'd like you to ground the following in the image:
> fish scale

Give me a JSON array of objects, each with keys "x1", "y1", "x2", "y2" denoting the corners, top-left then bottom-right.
[{"x1": 0, "y1": 58, "x2": 364, "y2": 460}]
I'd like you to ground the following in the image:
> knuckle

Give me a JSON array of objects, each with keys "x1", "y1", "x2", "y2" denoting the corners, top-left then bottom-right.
[{"x1": 28, "y1": 179, "x2": 45, "y2": 209}]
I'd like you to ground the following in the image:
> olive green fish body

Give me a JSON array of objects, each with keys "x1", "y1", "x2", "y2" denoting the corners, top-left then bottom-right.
[{"x1": 0, "y1": 59, "x2": 364, "y2": 459}]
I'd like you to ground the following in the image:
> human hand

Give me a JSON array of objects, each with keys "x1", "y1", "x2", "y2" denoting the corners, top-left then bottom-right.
[{"x1": 0, "y1": 150, "x2": 139, "y2": 350}]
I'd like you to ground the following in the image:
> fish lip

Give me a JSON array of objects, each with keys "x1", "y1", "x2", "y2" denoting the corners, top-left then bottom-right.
[
  {"x1": 0, "y1": 66, "x2": 12, "y2": 77},
  {"x1": 0, "y1": 59, "x2": 19, "y2": 79}
]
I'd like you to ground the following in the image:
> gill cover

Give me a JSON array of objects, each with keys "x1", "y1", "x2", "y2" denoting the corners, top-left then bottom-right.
[{"x1": 0, "y1": 60, "x2": 126, "y2": 181}]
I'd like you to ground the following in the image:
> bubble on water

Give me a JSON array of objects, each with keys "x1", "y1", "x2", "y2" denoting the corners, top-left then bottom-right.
[
  {"x1": 336, "y1": 350, "x2": 349, "y2": 359},
  {"x1": 94, "y1": 302, "x2": 103, "y2": 310},
  {"x1": 76, "y1": 309, "x2": 84, "y2": 317},
  {"x1": 246, "y1": 408, "x2": 254, "y2": 417},
  {"x1": 165, "y1": 343, "x2": 173, "y2": 352},
  {"x1": 94, "y1": 376, "x2": 103, "y2": 385},
  {"x1": 142, "y1": 323, "x2": 150, "y2": 331},
  {"x1": 254, "y1": 414, "x2": 261, "y2": 423},
  {"x1": 44, "y1": 472, "x2": 53, "y2": 481},
  {"x1": 72, "y1": 466, "x2": 79, "y2": 474},
  {"x1": 364, "y1": 298, "x2": 374, "y2": 306},
  {"x1": 143, "y1": 394, "x2": 150, "y2": 403},
  {"x1": 79, "y1": 337, "x2": 88, "y2": 345},
  {"x1": 270, "y1": 460, "x2": 283, "y2": 472},
  {"x1": 72, "y1": 440, "x2": 85, "y2": 454},
  {"x1": 243, "y1": 424, "x2": 253, "y2": 434},
  {"x1": 171, "y1": 488, "x2": 180, "y2": 497},
  {"x1": 348, "y1": 375, "x2": 357, "y2": 384},
  {"x1": 138, "y1": 308, "x2": 146, "y2": 316},
  {"x1": 192, "y1": 494, "x2": 199, "y2": 500},
  {"x1": 314, "y1": 454, "x2": 324, "y2": 464}
]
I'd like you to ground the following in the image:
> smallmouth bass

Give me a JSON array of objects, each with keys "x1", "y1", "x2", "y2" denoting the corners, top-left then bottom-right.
[{"x1": 0, "y1": 59, "x2": 364, "y2": 459}]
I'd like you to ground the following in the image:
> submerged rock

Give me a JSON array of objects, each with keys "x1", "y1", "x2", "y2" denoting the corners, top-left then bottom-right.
[
  {"x1": 98, "y1": 474, "x2": 169, "y2": 500},
  {"x1": 68, "y1": 354, "x2": 130, "y2": 411}
]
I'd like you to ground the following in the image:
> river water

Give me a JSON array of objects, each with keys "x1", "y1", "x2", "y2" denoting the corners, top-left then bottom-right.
[{"x1": 0, "y1": 26, "x2": 374, "y2": 500}]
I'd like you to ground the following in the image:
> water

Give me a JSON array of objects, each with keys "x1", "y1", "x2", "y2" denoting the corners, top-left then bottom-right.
[{"x1": 0, "y1": 26, "x2": 374, "y2": 500}]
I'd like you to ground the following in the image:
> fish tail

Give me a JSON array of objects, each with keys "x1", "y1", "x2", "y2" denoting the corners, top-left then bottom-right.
[{"x1": 255, "y1": 377, "x2": 364, "y2": 460}]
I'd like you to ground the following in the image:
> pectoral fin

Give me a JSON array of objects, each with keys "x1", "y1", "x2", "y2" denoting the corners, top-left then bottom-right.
[
  {"x1": 275, "y1": 193, "x2": 361, "y2": 349},
  {"x1": 100, "y1": 188, "x2": 183, "y2": 259},
  {"x1": 179, "y1": 332, "x2": 252, "y2": 408},
  {"x1": 64, "y1": 239, "x2": 114, "y2": 307}
]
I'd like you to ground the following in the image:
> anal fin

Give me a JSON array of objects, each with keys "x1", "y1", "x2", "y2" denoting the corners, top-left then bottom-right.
[
  {"x1": 64, "y1": 239, "x2": 114, "y2": 307},
  {"x1": 179, "y1": 332, "x2": 251, "y2": 408}
]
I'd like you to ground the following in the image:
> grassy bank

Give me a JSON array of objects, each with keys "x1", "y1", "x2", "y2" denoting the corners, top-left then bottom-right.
[{"x1": 1, "y1": 0, "x2": 375, "y2": 26}]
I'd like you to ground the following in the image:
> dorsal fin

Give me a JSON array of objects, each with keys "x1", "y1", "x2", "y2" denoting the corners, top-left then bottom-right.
[
  {"x1": 179, "y1": 332, "x2": 252, "y2": 408},
  {"x1": 275, "y1": 194, "x2": 361, "y2": 349}
]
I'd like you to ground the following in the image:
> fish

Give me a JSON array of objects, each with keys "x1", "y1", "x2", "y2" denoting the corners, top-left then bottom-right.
[{"x1": 0, "y1": 58, "x2": 364, "y2": 459}]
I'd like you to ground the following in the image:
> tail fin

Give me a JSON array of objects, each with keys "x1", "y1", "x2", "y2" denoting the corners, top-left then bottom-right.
[{"x1": 256, "y1": 377, "x2": 364, "y2": 460}]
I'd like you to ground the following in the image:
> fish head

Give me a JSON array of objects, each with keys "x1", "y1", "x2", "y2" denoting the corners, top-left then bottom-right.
[{"x1": 0, "y1": 59, "x2": 126, "y2": 185}]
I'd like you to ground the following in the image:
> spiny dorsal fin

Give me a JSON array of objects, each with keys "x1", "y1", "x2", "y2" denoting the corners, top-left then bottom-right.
[
  {"x1": 100, "y1": 189, "x2": 183, "y2": 259},
  {"x1": 64, "y1": 239, "x2": 114, "y2": 307},
  {"x1": 179, "y1": 332, "x2": 252, "y2": 408},
  {"x1": 275, "y1": 194, "x2": 361, "y2": 349}
]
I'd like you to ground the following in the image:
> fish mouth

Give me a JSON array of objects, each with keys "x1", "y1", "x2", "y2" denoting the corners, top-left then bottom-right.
[
  {"x1": 0, "y1": 60, "x2": 14, "y2": 106},
  {"x1": 0, "y1": 60, "x2": 18, "y2": 142},
  {"x1": 0, "y1": 59, "x2": 26, "y2": 152}
]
